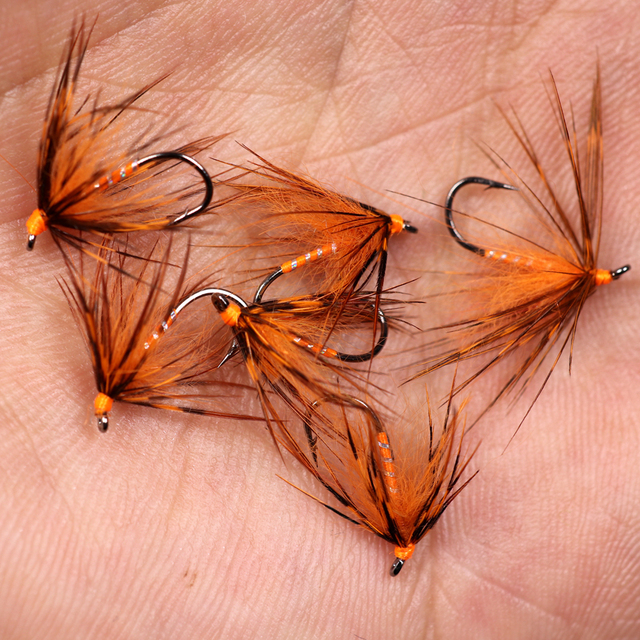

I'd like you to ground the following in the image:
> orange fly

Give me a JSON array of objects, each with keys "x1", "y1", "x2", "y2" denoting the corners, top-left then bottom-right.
[
  {"x1": 222, "y1": 147, "x2": 418, "y2": 306},
  {"x1": 411, "y1": 68, "x2": 630, "y2": 418},
  {"x1": 276, "y1": 380, "x2": 477, "y2": 576},
  {"x1": 171, "y1": 287, "x2": 397, "y2": 445},
  {"x1": 60, "y1": 236, "x2": 258, "y2": 432},
  {"x1": 26, "y1": 19, "x2": 221, "y2": 255}
]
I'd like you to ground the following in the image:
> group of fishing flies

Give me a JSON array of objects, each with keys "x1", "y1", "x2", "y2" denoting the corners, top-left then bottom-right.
[{"x1": 25, "y1": 21, "x2": 630, "y2": 576}]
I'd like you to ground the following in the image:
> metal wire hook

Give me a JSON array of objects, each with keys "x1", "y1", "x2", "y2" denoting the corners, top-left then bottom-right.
[
  {"x1": 139, "y1": 151, "x2": 214, "y2": 225},
  {"x1": 171, "y1": 287, "x2": 248, "y2": 369},
  {"x1": 26, "y1": 152, "x2": 213, "y2": 250},
  {"x1": 303, "y1": 395, "x2": 384, "y2": 465},
  {"x1": 445, "y1": 176, "x2": 518, "y2": 256},
  {"x1": 332, "y1": 305, "x2": 388, "y2": 363}
]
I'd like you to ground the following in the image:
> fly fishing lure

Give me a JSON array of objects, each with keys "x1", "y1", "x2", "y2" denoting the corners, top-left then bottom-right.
[
  {"x1": 165, "y1": 285, "x2": 394, "y2": 445},
  {"x1": 223, "y1": 147, "x2": 417, "y2": 304},
  {"x1": 26, "y1": 20, "x2": 219, "y2": 255},
  {"x1": 277, "y1": 382, "x2": 476, "y2": 576},
  {"x1": 411, "y1": 68, "x2": 630, "y2": 416},
  {"x1": 60, "y1": 236, "x2": 257, "y2": 432}
]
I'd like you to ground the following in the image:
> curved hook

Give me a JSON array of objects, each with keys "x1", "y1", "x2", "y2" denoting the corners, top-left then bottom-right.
[
  {"x1": 175, "y1": 287, "x2": 248, "y2": 316},
  {"x1": 26, "y1": 152, "x2": 214, "y2": 250},
  {"x1": 332, "y1": 305, "x2": 388, "y2": 363},
  {"x1": 206, "y1": 290, "x2": 249, "y2": 368},
  {"x1": 221, "y1": 292, "x2": 388, "y2": 367},
  {"x1": 254, "y1": 242, "x2": 339, "y2": 304},
  {"x1": 303, "y1": 393, "x2": 410, "y2": 576},
  {"x1": 137, "y1": 151, "x2": 214, "y2": 225},
  {"x1": 264, "y1": 295, "x2": 387, "y2": 362},
  {"x1": 173, "y1": 287, "x2": 248, "y2": 369},
  {"x1": 304, "y1": 395, "x2": 384, "y2": 464},
  {"x1": 254, "y1": 267, "x2": 283, "y2": 304},
  {"x1": 285, "y1": 303, "x2": 388, "y2": 363},
  {"x1": 445, "y1": 176, "x2": 518, "y2": 256}
]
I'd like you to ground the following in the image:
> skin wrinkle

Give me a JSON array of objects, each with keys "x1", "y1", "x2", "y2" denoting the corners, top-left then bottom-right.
[
  {"x1": 444, "y1": 561, "x2": 576, "y2": 638},
  {"x1": 296, "y1": 1, "x2": 357, "y2": 168},
  {"x1": 1, "y1": 1, "x2": 181, "y2": 93}
]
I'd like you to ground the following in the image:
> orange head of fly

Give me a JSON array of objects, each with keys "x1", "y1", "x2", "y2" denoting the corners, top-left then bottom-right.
[
  {"x1": 26, "y1": 209, "x2": 48, "y2": 250},
  {"x1": 213, "y1": 296, "x2": 242, "y2": 327},
  {"x1": 390, "y1": 543, "x2": 416, "y2": 576},
  {"x1": 94, "y1": 392, "x2": 114, "y2": 433},
  {"x1": 594, "y1": 265, "x2": 630, "y2": 286},
  {"x1": 389, "y1": 213, "x2": 417, "y2": 236}
]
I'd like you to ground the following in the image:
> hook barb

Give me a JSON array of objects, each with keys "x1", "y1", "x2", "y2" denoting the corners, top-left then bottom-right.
[{"x1": 136, "y1": 151, "x2": 214, "y2": 225}]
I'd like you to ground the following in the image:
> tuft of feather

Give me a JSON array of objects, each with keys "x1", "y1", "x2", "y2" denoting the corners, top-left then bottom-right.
[
  {"x1": 208, "y1": 289, "x2": 402, "y2": 448},
  {"x1": 60, "y1": 235, "x2": 259, "y2": 432},
  {"x1": 219, "y1": 146, "x2": 418, "y2": 304},
  {"x1": 276, "y1": 382, "x2": 477, "y2": 576},
  {"x1": 410, "y1": 67, "x2": 630, "y2": 424},
  {"x1": 27, "y1": 19, "x2": 225, "y2": 255}
]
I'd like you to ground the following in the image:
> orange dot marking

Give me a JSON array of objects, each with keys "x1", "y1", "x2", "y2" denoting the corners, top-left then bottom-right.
[
  {"x1": 94, "y1": 160, "x2": 140, "y2": 191},
  {"x1": 281, "y1": 243, "x2": 338, "y2": 273},
  {"x1": 377, "y1": 432, "x2": 399, "y2": 493},
  {"x1": 292, "y1": 336, "x2": 338, "y2": 359}
]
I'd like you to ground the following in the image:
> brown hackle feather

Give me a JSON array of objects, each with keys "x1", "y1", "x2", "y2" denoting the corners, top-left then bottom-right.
[
  {"x1": 409, "y1": 67, "x2": 630, "y2": 423},
  {"x1": 28, "y1": 19, "x2": 227, "y2": 257},
  {"x1": 59, "y1": 235, "x2": 260, "y2": 432},
  {"x1": 276, "y1": 380, "x2": 477, "y2": 576},
  {"x1": 218, "y1": 146, "x2": 417, "y2": 302},
  {"x1": 211, "y1": 290, "x2": 403, "y2": 447}
]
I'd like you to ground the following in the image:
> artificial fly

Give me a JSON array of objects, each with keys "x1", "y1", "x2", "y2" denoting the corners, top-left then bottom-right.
[
  {"x1": 26, "y1": 20, "x2": 220, "y2": 255},
  {"x1": 60, "y1": 236, "x2": 258, "y2": 432},
  {"x1": 223, "y1": 147, "x2": 418, "y2": 305},
  {"x1": 276, "y1": 378, "x2": 477, "y2": 576},
  {"x1": 411, "y1": 67, "x2": 630, "y2": 419},
  {"x1": 168, "y1": 286, "x2": 395, "y2": 446}
]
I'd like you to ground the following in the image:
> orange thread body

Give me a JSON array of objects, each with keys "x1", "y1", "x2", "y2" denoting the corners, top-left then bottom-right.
[
  {"x1": 389, "y1": 214, "x2": 404, "y2": 235},
  {"x1": 291, "y1": 336, "x2": 338, "y2": 359},
  {"x1": 394, "y1": 544, "x2": 415, "y2": 561},
  {"x1": 376, "y1": 432, "x2": 399, "y2": 493},
  {"x1": 94, "y1": 392, "x2": 113, "y2": 416},
  {"x1": 144, "y1": 309, "x2": 177, "y2": 350},
  {"x1": 94, "y1": 160, "x2": 140, "y2": 191},
  {"x1": 594, "y1": 269, "x2": 612, "y2": 286},
  {"x1": 484, "y1": 249, "x2": 543, "y2": 269},
  {"x1": 26, "y1": 209, "x2": 47, "y2": 236},
  {"x1": 281, "y1": 243, "x2": 338, "y2": 274},
  {"x1": 220, "y1": 303, "x2": 242, "y2": 327}
]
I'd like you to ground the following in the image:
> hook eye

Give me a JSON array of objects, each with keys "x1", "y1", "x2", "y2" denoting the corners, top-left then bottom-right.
[{"x1": 610, "y1": 265, "x2": 630, "y2": 280}]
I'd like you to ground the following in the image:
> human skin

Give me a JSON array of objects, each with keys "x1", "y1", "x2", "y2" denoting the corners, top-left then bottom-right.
[{"x1": 1, "y1": 1, "x2": 639, "y2": 638}]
